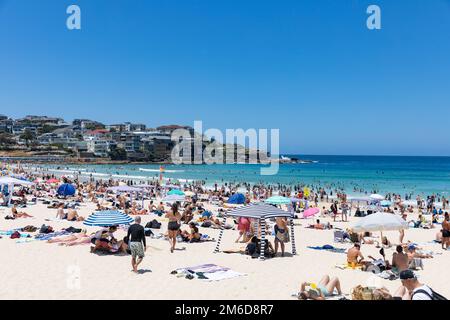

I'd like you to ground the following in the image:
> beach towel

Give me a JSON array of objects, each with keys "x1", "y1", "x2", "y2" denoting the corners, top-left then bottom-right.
[
  {"x1": 335, "y1": 263, "x2": 363, "y2": 270},
  {"x1": 173, "y1": 264, "x2": 246, "y2": 281},
  {"x1": 34, "y1": 231, "x2": 70, "y2": 241},
  {"x1": 307, "y1": 245, "x2": 346, "y2": 253},
  {"x1": 0, "y1": 230, "x2": 31, "y2": 238}
]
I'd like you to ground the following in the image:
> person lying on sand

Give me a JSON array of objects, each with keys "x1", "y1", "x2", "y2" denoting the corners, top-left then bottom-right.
[
  {"x1": 298, "y1": 275, "x2": 342, "y2": 300},
  {"x1": 47, "y1": 231, "x2": 90, "y2": 245},
  {"x1": 11, "y1": 205, "x2": 33, "y2": 218},
  {"x1": 307, "y1": 219, "x2": 331, "y2": 230}
]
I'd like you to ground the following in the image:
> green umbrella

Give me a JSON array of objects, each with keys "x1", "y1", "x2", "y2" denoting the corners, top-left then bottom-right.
[
  {"x1": 264, "y1": 196, "x2": 291, "y2": 205},
  {"x1": 168, "y1": 189, "x2": 185, "y2": 196}
]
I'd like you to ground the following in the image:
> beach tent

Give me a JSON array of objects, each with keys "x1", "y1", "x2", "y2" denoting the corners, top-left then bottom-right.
[
  {"x1": 83, "y1": 210, "x2": 134, "y2": 227},
  {"x1": 214, "y1": 203, "x2": 297, "y2": 260},
  {"x1": 57, "y1": 183, "x2": 76, "y2": 197},
  {"x1": 168, "y1": 189, "x2": 185, "y2": 196},
  {"x1": 351, "y1": 212, "x2": 408, "y2": 233},
  {"x1": 0, "y1": 176, "x2": 34, "y2": 186},
  {"x1": 227, "y1": 193, "x2": 246, "y2": 204},
  {"x1": 0, "y1": 176, "x2": 34, "y2": 206},
  {"x1": 264, "y1": 196, "x2": 291, "y2": 205}
]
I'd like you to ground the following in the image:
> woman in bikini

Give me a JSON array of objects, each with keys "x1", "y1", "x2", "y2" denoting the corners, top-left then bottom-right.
[
  {"x1": 11, "y1": 205, "x2": 33, "y2": 218},
  {"x1": 165, "y1": 202, "x2": 182, "y2": 253},
  {"x1": 274, "y1": 217, "x2": 289, "y2": 257}
]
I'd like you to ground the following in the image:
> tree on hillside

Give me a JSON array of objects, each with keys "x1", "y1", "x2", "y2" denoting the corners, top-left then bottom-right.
[
  {"x1": 0, "y1": 132, "x2": 15, "y2": 149},
  {"x1": 20, "y1": 129, "x2": 35, "y2": 147},
  {"x1": 109, "y1": 147, "x2": 127, "y2": 160}
]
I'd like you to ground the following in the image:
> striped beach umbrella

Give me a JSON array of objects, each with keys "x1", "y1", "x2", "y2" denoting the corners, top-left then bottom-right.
[{"x1": 83, "y1": 210, "x2": 134, "y2": 227}]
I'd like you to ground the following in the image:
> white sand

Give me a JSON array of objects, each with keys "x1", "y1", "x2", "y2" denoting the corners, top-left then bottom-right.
[{"x1": 0, "y1": 201, "x2": 448, "y2": 300}]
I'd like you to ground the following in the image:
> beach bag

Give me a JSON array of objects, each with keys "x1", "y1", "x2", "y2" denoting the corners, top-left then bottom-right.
[
  {"x1": 372, "y1": 288, "x2": 392, "y2": 300},
  {"x1": 40, "y1": 225, "x2": 54, "y2": 234},
  {"x1": 10, "y1": 231, "x2": 21, "y2": 239},
  {"x1": 145, "y1": 229, "x2": 154, "y2": 237},
  {"x1": 146, "y1": 219, "x2": 161, "y2": 229},
  {"x1": 412, "y1": 288, "x2": 447, "y2": 300}
]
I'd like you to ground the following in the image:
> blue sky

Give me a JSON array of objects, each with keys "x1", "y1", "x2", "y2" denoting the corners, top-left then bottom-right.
[{"x1": 0, "y1": 0, "x2": 449, "y2": 156}]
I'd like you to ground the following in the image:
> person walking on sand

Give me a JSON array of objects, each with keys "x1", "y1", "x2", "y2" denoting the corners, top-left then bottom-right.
[
  {"x1": 274, "y1": 217, "x2": 289, "y2": 257},
  {"x1": 127, "y1": 216, "x2": 146, "y2": 273},
  {"x1": 166, "y1": 203, "x2": 182, "y2": 253}
]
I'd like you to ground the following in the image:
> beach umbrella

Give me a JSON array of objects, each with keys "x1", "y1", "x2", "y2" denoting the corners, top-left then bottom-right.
[
  {"x1": 227, "y1": 193, "x2": 246, "y2": 204},
  {"x1": 57, "y1": 183, "x2": 76, "y2": 196},
  {"x1": 352, "y1": 212, "x2": 408, "y2": 233},
  {"x1": 46, "y1": 178, "x2": 60, "y2": 184},
  {"x1": 401, "y1": 200, "x2": 417, "y2": 207},
  {"x1": 162, "y1": 194, "x2": 185, "y2": 203},
  {"x1": 264, "y1": 196, "x2": 291, "y2": 205},
  {"x1": 380, "y1": 200, "x2": 392, "y2": 207},
  {"x1": 83, "y1": 210, "x2": 134, "y2": 227},
  {"x1": 302, "y1": 207, "x2": 320, "y2": 218},
  {"x1": 168, "y1": 189, "x2": 185, "y2": 196},
  {"x1": 370, "y1": 194, "x2": 385, "y2": 201}
]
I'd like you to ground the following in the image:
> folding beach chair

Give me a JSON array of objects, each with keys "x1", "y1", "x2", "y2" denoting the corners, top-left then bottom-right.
[{"x1": 334, "y1": 230, "x2": 345, "y2": 243}]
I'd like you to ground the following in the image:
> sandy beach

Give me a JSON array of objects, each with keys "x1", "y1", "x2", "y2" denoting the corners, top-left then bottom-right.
[{"x1": 1, "y1": 197, "x2": 448, "y2": 300}]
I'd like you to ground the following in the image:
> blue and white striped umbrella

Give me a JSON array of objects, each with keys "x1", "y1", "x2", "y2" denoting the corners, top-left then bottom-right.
[
  {"x1": 227, "y1": 202, "x2": 291, "y2": 219},
  {"x1": 83, "y1": 210, "x2": 134, "y2": 227}
]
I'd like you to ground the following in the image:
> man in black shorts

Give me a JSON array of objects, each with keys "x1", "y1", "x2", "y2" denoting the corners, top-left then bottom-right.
[{"x1": 127, "y1": 216, "x2": 147, "y2": 273}]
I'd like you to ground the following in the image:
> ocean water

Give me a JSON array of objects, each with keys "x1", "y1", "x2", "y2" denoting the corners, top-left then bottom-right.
[{"x1": 41, "y1": 155, "x2": 450, "y2": 196}]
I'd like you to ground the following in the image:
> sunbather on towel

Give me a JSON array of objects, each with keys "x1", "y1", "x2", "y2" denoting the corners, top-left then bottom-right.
[
  {"x1": 11, "y1": 205, "x2": 33, "y2": 218},
  {"x1": 47, "y1": 230, "x2": 89, "y2": 244},
  {"x1": 298, "y1": 275, "x2": 342, "y2": 300}
]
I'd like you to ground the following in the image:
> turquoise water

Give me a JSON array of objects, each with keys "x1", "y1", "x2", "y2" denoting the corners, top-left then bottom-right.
[{"x1": 43, "y1": 155, "x2": 450, "y2": 196}]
